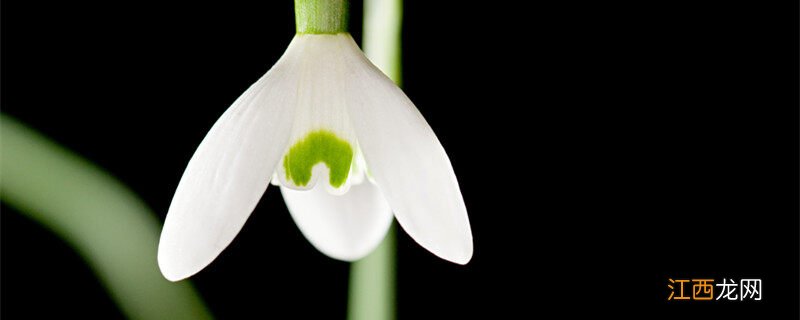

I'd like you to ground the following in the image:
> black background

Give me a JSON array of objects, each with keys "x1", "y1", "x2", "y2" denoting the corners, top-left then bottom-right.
[{"x1": 1, "y1": 1, "x2": 797, "y2": 318}]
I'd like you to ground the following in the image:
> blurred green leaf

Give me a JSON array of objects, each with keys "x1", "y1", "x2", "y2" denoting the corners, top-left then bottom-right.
[{"x1": 0, "y1": 114, "x2": 212, "y2": 319}]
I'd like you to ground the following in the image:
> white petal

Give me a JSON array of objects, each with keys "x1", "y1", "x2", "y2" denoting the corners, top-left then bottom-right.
[
  {"x1": 280, "y1": 181, "x2": 392, "y2": 261},
  {"x1": 340, "y1": 35, "x2": 473, "y2": 264},
  {"x1": 158, "y1": 38, "x2": 304, "y2": 281},
  {"x1": 275, "y1": 34, "x2": 361, "y2": 195}
]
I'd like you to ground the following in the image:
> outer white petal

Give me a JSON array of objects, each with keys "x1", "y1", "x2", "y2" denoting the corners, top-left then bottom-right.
[
  {"x1": 339, "y1": 35, "x2": 473, "y2": 264},
  {"x1": 158, "y1": 38, "x2": 304, "y2": 281},
  {"x1": 280, "y1": 181, "x2": 393, "y2": 261}
]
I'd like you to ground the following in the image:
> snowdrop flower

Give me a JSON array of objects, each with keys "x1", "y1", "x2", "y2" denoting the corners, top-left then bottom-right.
[{"x1": 158, "y1": 0, "x2": 472, "y2": 281}]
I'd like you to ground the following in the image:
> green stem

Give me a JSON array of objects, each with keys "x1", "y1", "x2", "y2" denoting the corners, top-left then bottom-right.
[
  {"x1": 347, "y1": 226, "x2": 396, "y2": 320},
  {"x1": 347, "y1": 0, "x2": 403, "y2": 320},
  {"x1": 362, "y1": 0, "x2": 403, "y2": 84},
  {"x1": 295, "y1": 0, "x2": 349, "y2": 34},
  {"x1": 0, "y1": 115, "x2": 212, "y2": 320}
]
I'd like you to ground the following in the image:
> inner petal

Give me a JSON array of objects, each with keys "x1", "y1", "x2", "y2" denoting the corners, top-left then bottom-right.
[{"x1": 272, "y1": 34, "x2": 368, "y2": 195}]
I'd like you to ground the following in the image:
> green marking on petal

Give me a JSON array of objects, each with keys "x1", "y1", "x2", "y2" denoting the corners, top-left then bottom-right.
[{"x1": 283, "y1": 130, "x2": 354, "y2": 188}]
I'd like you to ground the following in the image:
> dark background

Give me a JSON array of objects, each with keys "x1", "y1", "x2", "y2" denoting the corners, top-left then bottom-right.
[{"x1": 2, "y1": 1, "x2": 797, "y2": 318}]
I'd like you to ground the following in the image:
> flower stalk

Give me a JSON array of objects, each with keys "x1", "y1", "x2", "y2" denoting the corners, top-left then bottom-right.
[
  {"x1": 348, "y1": 0, "x2": 403, "y2": 319},
  {"x1": 295, "y1": 0, "x2": 349, "y2": 34}
]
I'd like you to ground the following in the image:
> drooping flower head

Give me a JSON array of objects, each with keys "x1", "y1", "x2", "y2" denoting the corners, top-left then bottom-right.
[{"x1": 158, "y1": 0, "x2": 472, "y2": 281}]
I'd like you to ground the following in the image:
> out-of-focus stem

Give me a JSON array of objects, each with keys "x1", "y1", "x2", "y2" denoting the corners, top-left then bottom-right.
[{"x1": 347, "y1": 0, "x2": 403, "y2": 320}]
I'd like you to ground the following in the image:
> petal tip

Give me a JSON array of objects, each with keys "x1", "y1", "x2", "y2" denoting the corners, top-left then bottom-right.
[
  {"x1": 323, "y1": 250, "x2": 370, "y2": 262},
  {"x1": 439, "y1": 242, "x2": 473, "y2": 265},
  {"x1": 408, "y1": 229, "x2": 473, "y2": 265},
  {"x1": 157, "y1": 244, "x2": 197, "y2": 282},
  {"x1": 451, "y1": 250, "x2": 473, "y2": 266},
  {"x1": 157, "y1": 255, "x2": 188, "y2": 282}
]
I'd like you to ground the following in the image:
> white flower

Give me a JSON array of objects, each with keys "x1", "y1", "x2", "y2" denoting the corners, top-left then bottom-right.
[{"x1": 158, "y1": 33, "x2": 472, "y2": 281}]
